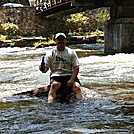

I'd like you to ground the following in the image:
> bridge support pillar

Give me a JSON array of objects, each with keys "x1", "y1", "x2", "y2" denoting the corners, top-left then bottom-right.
[
  {"x1": 105, "y1": 18, "x2": 134, "y2": 54},
  {"x1": 71, "y1": 0, "x2": 134, "y2": 53}
]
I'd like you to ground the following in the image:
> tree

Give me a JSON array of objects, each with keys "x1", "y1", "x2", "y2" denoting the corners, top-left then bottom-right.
[
  {"x1": 97, "y1": 8, "x2": 110, "y2": 30},
  {"x1": 1, "y1": 22, "x2": 19, "y2": 39},
  {"x1": 66, "y1": 8, "x2": 110, "y2": 35},
  {"x1": 66, "y1": 13, "x2": 88, "y2": 35}
]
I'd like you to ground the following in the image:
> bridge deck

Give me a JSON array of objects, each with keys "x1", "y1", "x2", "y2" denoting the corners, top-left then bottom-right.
[
  {"x1": 35, "y1": 0, "x2": 111, "y2": 16},
  {"x1": 35, "y1": 0, "x2": 134, "y2": 16},
  {"x1": 35, "y1": 0, "x2": 72, "y2": 15}
]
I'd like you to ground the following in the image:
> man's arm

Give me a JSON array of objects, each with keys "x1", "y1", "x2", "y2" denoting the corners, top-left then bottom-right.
[
  {"x1": 67, "y1": 66, "x2": 79, "y2": 87},
  {"x1": 70, "y1": 66, "x2": 79, "y2": 81}
]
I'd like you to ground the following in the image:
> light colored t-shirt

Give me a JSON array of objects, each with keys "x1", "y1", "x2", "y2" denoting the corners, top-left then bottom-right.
[{"x1": 45, "y1": 46, "x2": 80, "y2": 77}]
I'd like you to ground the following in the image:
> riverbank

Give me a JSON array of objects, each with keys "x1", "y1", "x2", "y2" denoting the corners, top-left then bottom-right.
[{"x1": 0, "y1": 35, "x2": 104, "y2": 48}]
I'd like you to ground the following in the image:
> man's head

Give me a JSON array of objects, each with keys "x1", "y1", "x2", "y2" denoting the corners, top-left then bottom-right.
[{"x1": 55, "y1": 33, "x2": 67, "y2": 51}]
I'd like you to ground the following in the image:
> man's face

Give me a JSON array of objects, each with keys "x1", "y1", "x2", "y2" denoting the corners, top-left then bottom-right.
[{"x1": 55, "y1": 36, "x2": 66, "y2": 51}]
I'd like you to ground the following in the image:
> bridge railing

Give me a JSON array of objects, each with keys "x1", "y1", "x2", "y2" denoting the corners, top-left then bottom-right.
[{"x1": 35, "y1": 0, "x2": 71, "y2": 13}]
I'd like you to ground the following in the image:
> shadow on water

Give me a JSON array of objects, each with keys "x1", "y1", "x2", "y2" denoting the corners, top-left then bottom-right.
[{"x1": 0, "y1": 45, "x2": 134, "y2": 133}]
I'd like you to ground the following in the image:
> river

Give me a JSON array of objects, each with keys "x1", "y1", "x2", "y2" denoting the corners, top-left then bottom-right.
[{"x1": 0, "y1": 44, "x2": 134, "y2": 133}]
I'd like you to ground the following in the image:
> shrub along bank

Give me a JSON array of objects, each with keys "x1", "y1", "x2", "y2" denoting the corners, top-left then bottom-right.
[
  {"x1": 0, "y1": 24, "x2": 104, "y2": 48},
  {"x1": 0, "y1": 34, "x2": 104, "y2": 48},
  {"x1": 0, "y1": 7, "x2": 109, "y2": 47}
]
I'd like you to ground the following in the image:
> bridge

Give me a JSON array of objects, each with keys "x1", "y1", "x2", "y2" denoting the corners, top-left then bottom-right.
[
  {"x1": 35, "y1": 0, "x2": 72, "y2": 15},
  {"x1": 34, "y1": 0, "x2": 90, "y2": 16},
  {"x1": 32, "y1": 0, "x2": 134, "y2": 54}
]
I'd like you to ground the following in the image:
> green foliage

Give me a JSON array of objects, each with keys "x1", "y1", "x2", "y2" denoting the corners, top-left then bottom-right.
[
  {"x1": 33, "y1": 39, "x2": 56, "y2": 47},
  {"x1": 0, "y1": 34, "x2": 7, "y2": 40},
  {"x1": 97, "y1": 8, "x2": 110, "y2": 30},
  {"x1": 96, "y1": 38, "x2": 104, "y2": 43},
  {"x1": 66, "y1": 8, "x2": 110, "y2": 36},
  {"x1": 90, "y1": 29, "x2": 104, "y2": 36},
  {"x1": 1, "y1": 22, "x2": 19, "y2": 39},
  {"x1": 66, "y1": 13, "x2": 88, "y2": 35},
  {"x1": 10, "y1": 42, "x2": 15, "y2": 47},
  {"x1": 67, "y1": 13, "x2": 87, "y2": 24},
  {"x1": 97, "y1": 8, "x2": 110, "y2": 22}
]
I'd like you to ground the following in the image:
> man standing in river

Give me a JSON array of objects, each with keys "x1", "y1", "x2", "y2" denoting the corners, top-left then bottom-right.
[{"x1": 39, "y1": 32, "x2": 83, "y2": 102}]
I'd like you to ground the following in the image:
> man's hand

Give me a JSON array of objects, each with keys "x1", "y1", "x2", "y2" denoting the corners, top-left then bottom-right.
[
  {"x1": 67, "y1": 78, "x2": 75, "y2": 87},
  {"x1": 39, "y1": 65, "x2": 45, "y2": 73},
  {"x1": 39, "y1": 65, "x2": 49, "y2": 73},
  {"x1": 67, "y1": 66, "x2": 79, "y2": 87}
]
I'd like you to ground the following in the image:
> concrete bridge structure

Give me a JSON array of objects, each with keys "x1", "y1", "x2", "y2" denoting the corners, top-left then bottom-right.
[
  {"x1": 34, "y1": 0, "x2": 134, "y2": 54},
  {"x1": 71, "y1": 0, "x2": 134, "y2": 54},
  {"x1": 34, "y1": 0, "x2": 88, "y2": 16}
]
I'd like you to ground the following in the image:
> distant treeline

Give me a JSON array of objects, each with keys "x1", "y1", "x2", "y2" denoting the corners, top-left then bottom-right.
[{"x1": 0, "y1": 0, "x2": 29, "y2": 5}]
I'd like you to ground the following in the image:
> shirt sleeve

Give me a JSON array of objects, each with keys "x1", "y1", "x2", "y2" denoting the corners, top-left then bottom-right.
[{"x1": 71, "y1": 50, "x2": 80, "y2": 67}]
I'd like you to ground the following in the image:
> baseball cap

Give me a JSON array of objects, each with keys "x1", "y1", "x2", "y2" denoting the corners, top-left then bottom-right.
[{"x1": 55, "y1": 33, "x2": 66, "y2": 39}]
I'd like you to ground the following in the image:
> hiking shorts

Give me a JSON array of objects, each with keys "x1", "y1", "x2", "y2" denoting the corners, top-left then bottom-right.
[{"x1": 50, "y1": 75, "x2": 81, "y2": 88}]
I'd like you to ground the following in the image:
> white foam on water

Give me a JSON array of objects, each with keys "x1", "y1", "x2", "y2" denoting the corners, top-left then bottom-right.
[
  {"x1": 81, "y1": 87, "x2": 101, "y2": 99},
  {"x1": 0, "y1": 47, "x2": 134, "y2": 101},
  {"x1": 79, "y1": 53, "x2": 134, "y2": 84}
]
